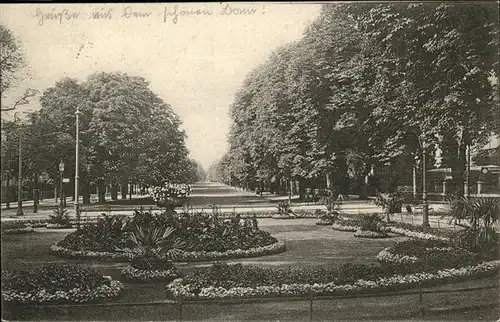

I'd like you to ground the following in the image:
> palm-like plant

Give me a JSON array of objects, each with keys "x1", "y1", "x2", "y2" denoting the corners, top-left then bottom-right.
[
  {"x1": 118, "y1": 224, "x2": 185, "y2": 261},
  {"x1": 446, "y1": 197, "x2": 500, "y2": 258},
  {"x1": 372, "y1": 192, "x2": 404, "y2": 223},
  {"x1": 358, "y1": 213, "x2": 385, "y2": 232}
]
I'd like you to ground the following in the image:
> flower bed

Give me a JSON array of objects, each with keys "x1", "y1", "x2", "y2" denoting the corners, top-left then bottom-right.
[
  {"x1": 121, "y1": 257, "x2": 181, "y2": 283},
  {"x1": 1, "y1": 264, "x2": 123, "y2": 304},
  {"x1": 52, "y1": 241, "x2": 286, "y2": 262},
  {"x1": 353, "y1": 229, "x2": 390, "y2": 238},
  {"x1": 121, "y1": 265, "x2": 181, "y2": 283},
  {"x1": 331, "y1": 223, "x2": 359, "y2": 232},
  {"x1": 165, "y1": 261, "x2": 499, "y2": 300},
  {"x1": 388, "y1": 222, "x2": 453, "y2": 240},
  {"x1": 1, "y1": 221, "x2": 35, "y2": 235},
  {"x1": 46, "y1": 223, "x2": 73, "y2": 229},
  {"x1": 388, "y1": 227, "x2": 449, "y2": 241},
  {"x1": 315, "y1": 219, "x2": 333, "y2": 226},
  {"x1": 1, "y1": 225, "x2": 35, "y2": 235},
  {"x1": 376, "y1": 239, "x2": 477, "y2": 273},
  {"x1": 53, "y1": 210, "x2": 284, "y2": 262}
]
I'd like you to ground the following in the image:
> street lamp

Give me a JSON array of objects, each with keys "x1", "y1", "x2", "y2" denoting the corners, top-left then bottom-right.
[
  {"x1": 417, "y1": 135, "x2": 430, "y2": 228},
  {"x1": 59, "y1": 161, "x2": 65, "y2": 215},
  {"x1": 16, "y1": 132, "x2": 24, "y2": 216},
  {"x1": 74, "y1": 106, "x2": 81, "y2": 227}
]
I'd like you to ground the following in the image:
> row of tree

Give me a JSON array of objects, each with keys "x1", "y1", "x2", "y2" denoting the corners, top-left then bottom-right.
[
  {"x1": 1, "y1": 72, "x2": 206, "y2": 206},
  {"x1": 209, "y1": 3, "x2": 499, "y2": 199}
]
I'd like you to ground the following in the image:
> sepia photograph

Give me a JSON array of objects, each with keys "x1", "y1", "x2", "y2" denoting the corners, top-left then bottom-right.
[{"x1": 1, "y1": 2, "x2": 499, "y2": 321}]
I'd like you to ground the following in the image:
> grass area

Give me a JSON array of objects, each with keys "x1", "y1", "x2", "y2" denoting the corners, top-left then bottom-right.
[{"x1": 1, "y1": 221, "x2": 499, "y2": 321}]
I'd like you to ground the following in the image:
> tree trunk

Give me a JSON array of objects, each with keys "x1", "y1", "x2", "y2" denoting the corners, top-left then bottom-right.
[
  {"x1": 452, "y1": 141, "x2": 467, "y2": 198},
  {"x1": 98, "y1": 179, "x2": 106, "y2": 203},
  {"x1": 5, "y1": 177, "x2": 10, "y2": 209},
  {"x1": 111, "y1": 185, "x2": 118, "y2": 200},
  {"x1": 129, "y1": 183, "x2": 133, "y2": 200},
  {"x1": 32, "y1": 172, "x2": 38, "y2": 213},
  {"x1": 82, "y1": 181, "x2": 91, "y2": 205},
  {"x1": 359, "y1": 175, "x2": 368, "y2": 200},
  {"x1": 121, "y1": 182, "x2": 128, "y2": 200},
  {"x1": 298, "y1": 178, "x2": 306, "y2": 201}
]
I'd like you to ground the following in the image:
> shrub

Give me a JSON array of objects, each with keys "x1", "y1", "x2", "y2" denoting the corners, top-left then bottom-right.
[
  {"x1": 277, "y1": 201, "x2": 292, "y2": 216},
  {"x1": 447, "y1": 196, "x2": 500, "y2": 258},
  {"x1": 372, "y1": 192, "x2": 404, "y2": 222},
  {"x1": 358, "y1": 213, "x2": 385, "y2": 232},
  {"x1": 116, "y1": 224, "x2": 185, "y2": 260},
  {"x1": 49, "y1": 208, "x2": 71, "y2": 226}
]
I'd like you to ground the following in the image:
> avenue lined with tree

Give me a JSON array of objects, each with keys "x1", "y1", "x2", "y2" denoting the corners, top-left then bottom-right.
[
  {"x1": 1, "y1": 2, "x2": 499, "y2": 321},
  {"x1": 209, "y1": 3, "x2": 499, "y2": 202}
]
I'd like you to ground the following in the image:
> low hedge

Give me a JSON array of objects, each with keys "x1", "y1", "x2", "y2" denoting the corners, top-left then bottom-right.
[{"x1": 1, "y1": 263, "x2": 123, "y2": 304}]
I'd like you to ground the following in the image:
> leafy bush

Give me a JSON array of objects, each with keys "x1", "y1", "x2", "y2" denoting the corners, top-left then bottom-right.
[
  {"x1": 277, "y1": 201, "x2": 292, "y2": 216},
  {"x1": 49, "y1": 208, "x2": 71, "y2": 226},
  {"x1": 372, "y1": 192, "x2": 404, "y2": 221},
  {"x1": 117, "y1": 224, "x2": 185, "y2": 260},
  {"x1": 358, "y1": 213, "x2": 385, "y2": 232},
  {"x1": 59, "y1": 214, "x2": 129, "y2": 252},
  {"x1": 1, "y1": 264, "x2": 110, "y2": 293},
  {"x1": 316, "y1": 196, "x2": 343, "y2": 224},
  {"x1": 446, "y1": 197, "x2": 500, "y2": 258}
]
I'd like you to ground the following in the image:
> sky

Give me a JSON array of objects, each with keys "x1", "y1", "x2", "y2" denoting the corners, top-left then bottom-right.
[{"x1": 0, "y1": 3, "x2": 322, "y2": 170}]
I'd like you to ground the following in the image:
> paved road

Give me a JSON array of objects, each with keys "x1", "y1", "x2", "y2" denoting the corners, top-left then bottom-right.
[{"x1": 1, "y1": 182, "x2": 457, "y2": 230}]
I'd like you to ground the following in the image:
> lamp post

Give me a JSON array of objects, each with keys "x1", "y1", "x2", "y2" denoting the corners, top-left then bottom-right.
[
  {"x1": 417, "y1": 135, "x2": 430, "y2": 227},
  {"x1": 59, "y1": 161, "x2": 64, "y2": 215},
  {"x1": 16, "y1": 132, "x2": 23, "y2": 216},
  {"x1": 5, "y1": 170, "x2": 11, "y2": 209},
  {"x1": 74, "y1": 106, "x2": 81, "y2": 227}
]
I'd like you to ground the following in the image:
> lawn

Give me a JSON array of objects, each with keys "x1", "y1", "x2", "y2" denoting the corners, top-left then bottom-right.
[{"x1": 1, "y1": 220, "x2": 499, "y2": 321}]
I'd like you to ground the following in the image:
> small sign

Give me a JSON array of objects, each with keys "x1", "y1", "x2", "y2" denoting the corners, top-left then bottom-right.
[{"x1": 63, "y1": 178, "x2": 70, "y2": 183}]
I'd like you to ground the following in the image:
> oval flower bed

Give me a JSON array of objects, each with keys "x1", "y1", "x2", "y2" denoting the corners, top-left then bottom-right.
[
  {"x1": 1, "y1": 263, "x2": 123, "y2": 305},
  {"x1": 165, "y1": 261, "x2": 499, "y2": 300},
  {"x1": 51, "y1": 210, "x2": 286, "y2": 262}
]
